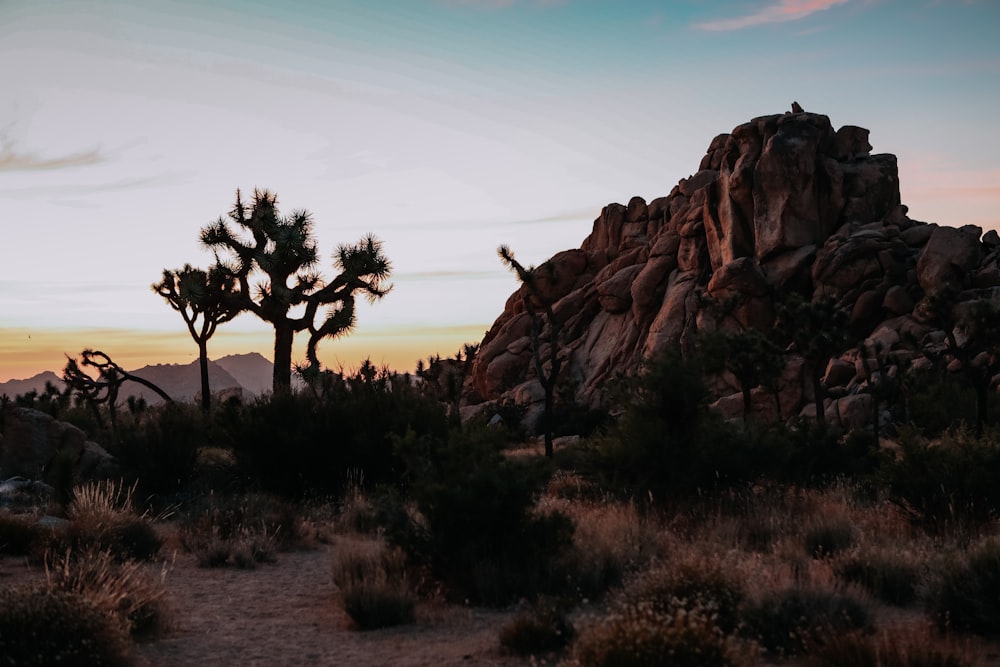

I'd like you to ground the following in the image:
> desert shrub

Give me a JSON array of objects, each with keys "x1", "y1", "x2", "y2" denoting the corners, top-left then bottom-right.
[
  {"x1": 884, "y1": 426, "x2": 1000, "y2": 533},
  {"x1": 925, "y1": 538, "x2": 1000, "y2": 636},
  {"x1": 554, "y1": 499, "x2": 661, "y2": 601},
  {"x1": 0, "y1": 585, "x2": 134, "y2": 667},
  {"x1": 593, "y1": 350, "x2": 760, "y2": 501},
  {"x1": 230, "y1": 369, "x2": 449, "y2": 498},
  {"x1": 804, "y1": 515, "x2": 858, "y2": 558},
  {"x1": 741, "y1": 588, "x2": 872, "y2": 656},
  {"x1": 112, "y1": 402, "x2": 202, "y2": 495},
  {"x1": 178, "y1": 492, "x2": 300, "y2": 568},
  {"x1": 44, "y1": 548, "x2": 171, "y2": 640},
  {"x1": 0, "y1": 511, "x2": 44, "y2": 555},
  {"x1": 394, "y1": 425, "x2": 573, "y2": 605},
  {"x1": 331, "y1": 538, "x2": 415, "y2": 630},
  {"x1": 621, "y1": 558, "x2": 746, "y2": 635},
  {"x1": 59, "y1": 480, "x2": 162, "y2": 562},
  {"x1": 834, "y1": 548, "x2": 922, "y2": 606},
  {"x1": 499, "y1": 597, "x2": 574, "y2": 656},
  {"x1": 573, "y1": 600, "x2": 739, "y2": 667},
  {"x1": 811, "y1": 629, "x2": 973, "y2": 667}
]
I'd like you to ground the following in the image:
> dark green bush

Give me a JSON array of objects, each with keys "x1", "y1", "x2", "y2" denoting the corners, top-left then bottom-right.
[
  {"x1": 0, "y1": 586, "x2": 134, "y2": 667},
  {"x1": 113, "y1": 402, "x2": 203, "y2": 495},
  {"x1": 804, "y1": 516, "x2": 857, "y2": 558},
  {"x1": 883, "y1": 427, "x2": 1000, "y2": 533},
  {"x1": 925, "y1": 538, "x2": 1000, "y2": 636},
  {"x1": 835, "y1": 551, "x2": 921, "y2": 606},
  {"x1": 394, "y1": 425, "x2": 573, "y2": 605},
  {"x1": 231, "y1": 366, "x2": 449, "y2": 498},
  {"x1": 741, "y1": 588, "x2": 872, "y2": 656},
  {"x1": 0, "y1": 512, "x2": 44, "y2": 555}
]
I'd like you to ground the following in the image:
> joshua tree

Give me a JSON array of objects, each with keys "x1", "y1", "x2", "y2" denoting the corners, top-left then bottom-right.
[
  {"x1": 776, "y1": 294, "x2": 851, "y2": 428},
  {"x1": 699, "y1": 328, "x2": 784, "y2": 429},
  {"x1": 200, "y1": 189, "x2": 391, "y2": 392},
  {"x1": 62, "y1": 349, "x2": 172, "y2": 441},
  {"x1": 153, "y1": 264, "x2": 241, "y2": 411},
  {"x1": 498, "y1": 245, "x2": 561, "y2": 458}
]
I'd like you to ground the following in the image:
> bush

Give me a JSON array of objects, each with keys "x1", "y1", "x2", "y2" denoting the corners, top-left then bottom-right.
[
  {"x1": 0, "y1": 512, "x2": 44, "y2": 555},
  {"x1": 230, "y1": 367, "x2": 449, "y2": 498},
  {"x1": 884, "y1": 427, "x2": 1000, "y2": 533},
  {"x1": 592, "y1": 350, "x2": 757, "y2": 501},
  {"x1": 113, "y1": 402, "x2": 202, "y2": 495},
  {"x1": 573, "y1": 600, "x2": 738, "y2": 667},
  {"x1": 0, "y1": 586, "x2": 134, "y2": 667},
  {"x1": 56, "y1": 480, "x2": 162, "y2": 562},
  {"x1": 178, "y1": 492, "x2": 300, "y2": 568},
  {"x1": 621, "y1": 559, "x2": 746, "y2": 634},
  {"x1": 44, "y1": 548, "x2": 171, "y2": 640},
  {"x1": 741, "y1": 588, "x2": 871, "y2": 656},
  {"x1": 811, "y1": 630, "x2": 973, "y2": 667},
  {"x1": 804, "y1": 515, "x2": 858, "y2": 558},
  {"x1": 925, "y1": 538, "x2": 1000, "y2": 636},
  {"x1": 499, "y1": 597, "x2": 574, "y2": 656},
  {"x1": 331, "y1": 539, "x2": 415, "y2": 630},
  {"x1": 394, "y1": 425, "x2": 573, "y2": 605},
  {"x1": 834, "y1": 549, "x2": 922, "y2": 606}
]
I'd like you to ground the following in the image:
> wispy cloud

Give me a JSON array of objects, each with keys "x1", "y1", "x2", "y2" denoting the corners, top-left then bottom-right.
[
  {"x1": 439, "y1": 0, "x2": 567, "y2": 9},
  {"x1": 0, "y1": 146, "x2": 104, "y2": 171},
  {"x1": 695, "y1": 0, "x2": 850, "y2": 31}
]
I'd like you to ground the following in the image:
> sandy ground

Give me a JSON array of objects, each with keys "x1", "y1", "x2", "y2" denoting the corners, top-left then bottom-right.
[
  {"x1": 1, "y1": 544, "x2": 534, "y2": 667},
  {"x1": 136, "y1": 544, "x2": 530, "y2": 667}
]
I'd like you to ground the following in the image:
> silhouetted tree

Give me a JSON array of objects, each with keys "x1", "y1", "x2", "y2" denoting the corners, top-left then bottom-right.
[
  {"x1": 62, "y1": 349, "x2": 172, "y2": 442},
  {"x1": 200, "y1": 189, "x2": 391, "y2": 392},
  {"x1": 498, "y1": 245, "x2": 561, "y2": 458},
  {"x1": 153, "y1": 264, "x2": 241, "y2": 411},
  {"x1": 776, "y1": 294, "x2": 851, "y2": 428},
  {"x1": 699, "y1": 328, "x2": 784, "y2": 429}
]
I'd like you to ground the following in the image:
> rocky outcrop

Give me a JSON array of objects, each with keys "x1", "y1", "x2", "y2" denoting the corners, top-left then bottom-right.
[
  {"x1": 468, "y1": 109, "x2": 998, "y2": 431},
  {"x1": 0, "y1": 407, "x2": 118, "y2": 483}
]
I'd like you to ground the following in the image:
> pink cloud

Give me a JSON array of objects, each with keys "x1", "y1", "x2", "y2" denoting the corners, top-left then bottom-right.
[{"x1": 695, "y1": 0, "x2": 850, "y2": 31}]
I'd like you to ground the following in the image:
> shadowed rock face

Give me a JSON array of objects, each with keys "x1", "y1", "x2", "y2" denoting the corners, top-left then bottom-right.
[{"x1": 467, "y1": 109, "x2": 1000, "y2": 428}]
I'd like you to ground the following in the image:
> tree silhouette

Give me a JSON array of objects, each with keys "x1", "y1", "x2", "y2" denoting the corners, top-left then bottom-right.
[
  {"x1": 62, "y1": 349, "x2": 172, "y2": 442},
  {"x1": 152, "y1": 264, "x2": 241, "y2": 411},
  {"x1": 776, "y1": 294, "x2": 851, "y2": 428},
  {"x1": 200, "y1": 189, "x2": 391, "y2": 392},
  {"x1": 498, "y1": 245, "x2": 561, "y2": 458},
  {"x1": 699, "y1": 328, "x2": 784, "y2": 429}
]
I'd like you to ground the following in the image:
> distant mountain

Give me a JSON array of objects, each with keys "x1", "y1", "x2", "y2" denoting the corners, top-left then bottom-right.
[
  {"x1": 0, "y1": 354, "x2": 275, "y2": 404},
  {"x1": 214, "y1": 353, "x2": 273, "y2": 396},
  {"x1": 0, "y1": 371, "x2": 64, "y2": 399}
]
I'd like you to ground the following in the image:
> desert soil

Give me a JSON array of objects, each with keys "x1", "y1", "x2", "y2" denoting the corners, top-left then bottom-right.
[{"x1": 1, "y1": 544, "x2": 533, "y2": 667}]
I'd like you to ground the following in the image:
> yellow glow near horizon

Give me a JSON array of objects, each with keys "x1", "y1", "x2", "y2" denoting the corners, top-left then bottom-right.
[{"x1": 0, "y1": 324, "x2": 489, "y2": 383}]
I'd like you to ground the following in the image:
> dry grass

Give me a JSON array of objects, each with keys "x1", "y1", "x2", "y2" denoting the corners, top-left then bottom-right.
[
  {"x1": 44, "y1": 547, "x2": 173, "y2": 640},
  {"x1": 331, "y1": 536, "x2": 416, "y2": 630}
]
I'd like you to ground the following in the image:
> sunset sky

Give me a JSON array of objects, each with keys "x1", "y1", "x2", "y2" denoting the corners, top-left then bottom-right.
[{"x1": 2, "y1": 0, "x2": 999, "y2": 382}]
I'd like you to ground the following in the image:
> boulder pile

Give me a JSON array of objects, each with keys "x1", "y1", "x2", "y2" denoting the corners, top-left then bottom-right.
[{"x1": 467, "y1": 108, "x2": 1000, "y2": 429}]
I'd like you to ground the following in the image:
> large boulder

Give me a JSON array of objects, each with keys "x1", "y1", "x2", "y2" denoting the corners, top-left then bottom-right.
[
  {"x1": 0, "y1": 407, "x2": 117, "y2": 483},
  {"x1": 466, "y1": 108, "x2": 995, "y2": 436}
]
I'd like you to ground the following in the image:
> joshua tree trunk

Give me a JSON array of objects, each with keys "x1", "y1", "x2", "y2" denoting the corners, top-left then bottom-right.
[
  {"x1": 273, "y1": 322, "x2": 295, "y2": 393},
  {"x1": 812, "y1": 369, "x2": 826, "y2": 428},
  {"x1": 198, "y1": 339, "x2": 211, "y2": 412}
]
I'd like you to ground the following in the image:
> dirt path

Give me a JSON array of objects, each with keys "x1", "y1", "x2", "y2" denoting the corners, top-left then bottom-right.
[{"x1": 136, "y1": 545, "x2": 527, "y2": 667}]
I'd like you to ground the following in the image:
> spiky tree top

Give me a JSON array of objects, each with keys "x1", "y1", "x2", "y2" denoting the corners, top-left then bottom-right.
[{"x1": 200, "y1": 189, "x2": 391, "y2": 391}]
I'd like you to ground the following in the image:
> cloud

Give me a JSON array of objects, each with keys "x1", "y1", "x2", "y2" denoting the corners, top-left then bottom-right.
[
  {"x1": 695, "y1": 0, "x2": 850, "y2": 31},
  {"x1": 439, "y1": 0, "x2": 566, "y2": 9},
  {"x1": 0, "y1": 146, "x2": 104, "y2": 171}
]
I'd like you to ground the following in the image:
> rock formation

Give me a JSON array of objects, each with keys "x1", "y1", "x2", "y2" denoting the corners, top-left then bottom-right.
[
  {"x1": 468, "y1": 109, "x2": 1000, "y2": 430},
  {"x1": 0, "y1": 407, "x2": 118, "y2": 483}
]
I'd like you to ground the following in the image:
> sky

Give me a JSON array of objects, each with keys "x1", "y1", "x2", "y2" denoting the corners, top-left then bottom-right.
[{"x1": 1, "y1": 0, "x2": 999, "y2": 381}]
